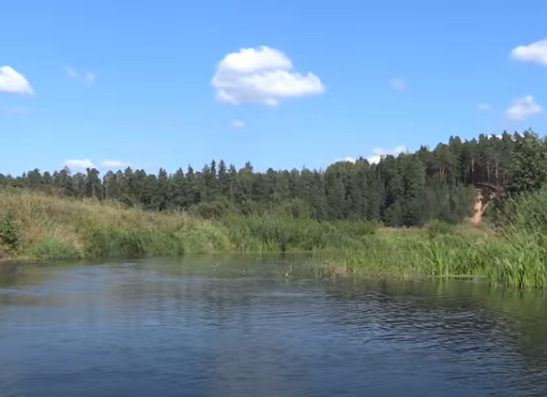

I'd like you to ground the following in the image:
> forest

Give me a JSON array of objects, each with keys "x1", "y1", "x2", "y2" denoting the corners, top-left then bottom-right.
[
  {"x1": 1, "y1": 129, "x2": 545, "y2": 226},
  {"x1": 3, "y1": 129, "x2": 547, "y2": 288}
]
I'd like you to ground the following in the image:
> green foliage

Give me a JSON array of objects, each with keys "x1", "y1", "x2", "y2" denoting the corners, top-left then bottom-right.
[
  {"x1": 220, "y1": 214, "x2": 375, "y2": 253},
  {"x1": 335, "y1": 220, "x2": 377, "y2": 237},
  {"x1": 4, "y1": 129, "x2": 541, "y2": 227},
  {"x1": 425, "y1": 220, "x2": 455, "y2": 238},
  {"x1": 5, "y1": 129, "x2": 547, "y2": 290},
  {"x1": 83, "y1": 228, "x2": 185, "y2": 258},
  {"x1": 486, "y1": 233, "x2": 547, "y2": 289},
  {"x1": 188, "y1": 199, "x2": 235, "y2": 220},
  {"x1": 2, "y1": 188, "x2": 547, "y2": 290},
  {"x1": 508, "y1": 131, "x2": 547, "y2": 194},
  {"x1": 278, "y1": 199, "x2": 311, "y2": 219},
  {"x1": 0, "y1": 212, "x2": 21, "y2": 251},
  {"x1": 496, "y1": 186, "x2": 547, "y2": 235},
  {"x1": 23, "y1": 239, "x2": 81, "y2": 261}
]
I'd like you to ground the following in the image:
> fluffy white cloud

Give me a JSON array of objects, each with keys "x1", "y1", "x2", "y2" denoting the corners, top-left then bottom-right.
[
  {"x1": 510, "y1": 37, "x2": 547, "y2": 66},
  {"x1": 231, "y1": 120, "x2": 246, "y2": 129},
  {"x1": 477, "y1": 103, "x2": 492, "y2": 111},
  {"x1": 390, "y1": 78, "x2": 406, "y2": 91},
  {"x1": 101, "y1": 160, "x2": 131, "y2": 169},
  {"x1": 0, "y1": 66, "x2": 34, "y2": 95},
  {"x1": 211, "y1": 46, "x2": 325, "y2": 106},
  {"x1": 505, "y1": 95, "x2": 543, "y2": 121},
  {"x1": 63, "y1": 159, "x2": 96, "y2": 170},
  {"x1": 65, "y1": 66, "x2": 96, "y2": 84},
  {"x1": 367, "y1": 145, "x2": 407, "y2": 164}
]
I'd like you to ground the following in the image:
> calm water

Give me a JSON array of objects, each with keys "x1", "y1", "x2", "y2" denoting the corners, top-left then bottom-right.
[{"x1": 1, "y1": 255, "x2": 547, "y2": 397}]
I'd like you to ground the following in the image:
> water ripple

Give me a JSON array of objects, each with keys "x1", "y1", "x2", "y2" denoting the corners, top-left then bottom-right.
[{"x1": 0, "y1": 260, "x2": 546, "y2": 397}]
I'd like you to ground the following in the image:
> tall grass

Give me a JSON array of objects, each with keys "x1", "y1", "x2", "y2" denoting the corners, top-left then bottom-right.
[
  {"x1": 3, "y1": 187, "x2": 547, "y2": 289},
  {"x1": 222, "y1": 215, "x2": 373, "y2": 253},
  {"x1": 0, "y1": 188, "x2": 231, "y2": 260},
  {"x1": 0, "y1": 188, "x2": 374, "y2": 259},
  {"x1": 311, "y1": 222, "x2": 547, "y2": 289}
]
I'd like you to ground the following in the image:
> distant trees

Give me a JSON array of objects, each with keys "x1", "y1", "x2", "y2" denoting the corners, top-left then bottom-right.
[
  {"x1": 507, "y1": 131, "x2": 547, "y2": 194},
  {"x1": 0, "y1": 129, "x2": 544, "y2": 226}
]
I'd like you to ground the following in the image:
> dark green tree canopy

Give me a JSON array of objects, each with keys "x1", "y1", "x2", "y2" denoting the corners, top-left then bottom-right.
[{"x1": 0, "y1": 130, "x2": 538, "y2": 226}]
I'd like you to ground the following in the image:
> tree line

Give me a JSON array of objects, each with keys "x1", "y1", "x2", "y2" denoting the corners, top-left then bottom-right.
[{"x1": 1, "y1": 129, "x2": 545, "y2": 226}]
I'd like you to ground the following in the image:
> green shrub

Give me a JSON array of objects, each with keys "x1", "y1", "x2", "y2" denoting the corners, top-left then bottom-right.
[
  {"x1": 0, "y1": 212, "x2": 21, "y2": 251},
  {"x1": 24, "y1": 239, "x2": 81, "y2": 260},
  {"x1": 188, "y1": 199, "x2": 235, "y2": 220},
  {"x1": 425, "y1": 219, "x2": 454, "y2": 239},
  {"x1": 83, "y1": 228, "x2": 185, "y2": 258}
]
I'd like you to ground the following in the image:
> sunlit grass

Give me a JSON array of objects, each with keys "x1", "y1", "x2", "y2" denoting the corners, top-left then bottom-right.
[
  {"x1": 0, "y1": 188, "x2": 374, "y2": 259},
  {"x1": 2, "y1": 187, "x2": 547, "y2": 289}
]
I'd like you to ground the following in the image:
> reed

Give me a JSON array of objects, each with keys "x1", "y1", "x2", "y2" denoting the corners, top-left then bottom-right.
[{"x1": 2, "y1": 187, "x2": 547, "y2": 289}]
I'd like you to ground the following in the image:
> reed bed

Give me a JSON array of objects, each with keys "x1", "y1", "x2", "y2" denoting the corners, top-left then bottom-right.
[{"x1": 2, "y1": 188, "x2": 547, "y2": 289}]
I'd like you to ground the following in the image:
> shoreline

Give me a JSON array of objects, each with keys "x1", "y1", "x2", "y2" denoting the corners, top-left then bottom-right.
[{"x1": 0, "y1": 189, "x2": 546, "y2": 289}]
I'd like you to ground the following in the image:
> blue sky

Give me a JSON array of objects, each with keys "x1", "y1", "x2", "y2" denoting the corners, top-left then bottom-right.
[{"x1": 2, "y1": 0, "x2": 547, "y2": 176}]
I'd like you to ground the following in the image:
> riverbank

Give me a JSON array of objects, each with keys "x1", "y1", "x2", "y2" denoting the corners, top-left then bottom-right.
[
  {"x1": 1, "y1": 188, "x2": 546, "y2": 289},
  {"x1": 0, "y1": 189, "x2": 379, "y2": 260}
]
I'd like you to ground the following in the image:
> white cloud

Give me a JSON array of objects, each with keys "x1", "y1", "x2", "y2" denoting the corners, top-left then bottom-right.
[
  {"x1": 211, "y1": 46, "x2": 325, "y2": 106},
  {"x1": 332, "y1": 146, "x2": 407, "y2": 165},
  {"x1": 390, "y1": 78, "x2": 406, "y2": 91},
  {"x1": 231, "y1": 120, "x2": 246, "y2": 129},
  {"x1": 63, "y1": 159, "x2": 96, "y2": 170},
  {"x1": 65, "y1": 66, "x2": 96, "y2": 84},
  {"x1": 367, "y1": 145, "x2": 407, "y2": 164},
  {"x1": 100, "y1": 160, "x2": 131, "y2": 169},
  {"x1": 510, "y1": 37, "x2": 547, "y2": 66},
  {"x1": 477, "y1": 103, "x2": 492, "y2": 111},
  {"x1": 505, "y1": 95, "x2": 543, "y2": 121},
  {"x1": 333, "y1": 156, "x2": 357, "y2": 164},
  {"x1": 0, "y1": 66, "x2": 34, "y2": 95}
]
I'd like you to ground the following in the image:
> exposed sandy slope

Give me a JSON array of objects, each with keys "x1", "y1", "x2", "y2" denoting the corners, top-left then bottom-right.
[
  {"x1": 471, "y1": 189, "x2": 495, "y2": 226},
  {"x1": 471, "y1": 190, "x2": 484, "y2": 225}
]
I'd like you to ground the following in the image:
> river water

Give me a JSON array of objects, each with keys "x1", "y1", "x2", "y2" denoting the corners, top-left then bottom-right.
[{"x1": 1, "y1": 255, "x2": 547, "y2": 397}]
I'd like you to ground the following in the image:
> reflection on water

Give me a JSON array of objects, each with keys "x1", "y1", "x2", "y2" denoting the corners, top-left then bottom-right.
[{"x1": 1, "y1": 255, "x2": 547, "y2": 397}]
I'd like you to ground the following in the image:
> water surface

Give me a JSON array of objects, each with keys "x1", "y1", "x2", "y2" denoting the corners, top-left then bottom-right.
[{"x1": 1, "y1": 255, "x2": 547, "y2": 397}]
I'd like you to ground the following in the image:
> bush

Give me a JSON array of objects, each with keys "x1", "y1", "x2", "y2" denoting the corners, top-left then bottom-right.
[
  {"x1": 188, "y1": 199, "x2": 236, "y2": 220},
  {"x1": 24, "y1": 239, "x2": 81, "y2": 260},
  {"x1": 0, "y1": 212, "x2": 21, "y2": 251},
  {"x1": 425, "y1": 219, "x2": 454, "y2": 239},
  {"x1": 83, "y1": 227, "x2": 185, "y2": 258},
  {"x1": 338, "y1": 220, "x2": 377, "y2": 237}
]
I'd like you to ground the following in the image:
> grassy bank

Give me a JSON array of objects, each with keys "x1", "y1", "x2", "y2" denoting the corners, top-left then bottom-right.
[
  {"x1": 312, "y1": 229, "x2": 547, "y2": 289},
  {"x1": 0, "y1": 188, "x2": 375, "y2": 260},
  {"x1": 1, "y1": 188, "x2": 547, "y2": 289}
]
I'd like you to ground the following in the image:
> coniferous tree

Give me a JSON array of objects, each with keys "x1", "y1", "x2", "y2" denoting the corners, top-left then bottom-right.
[{"x1": 3, "y1": 130, "x2": 546, "y2": 225}]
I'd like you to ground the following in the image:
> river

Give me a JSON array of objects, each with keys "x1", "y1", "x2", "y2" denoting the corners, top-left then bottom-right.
[{"x1": 1, "y1": 255, "x2": 546, "y2": 396}]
